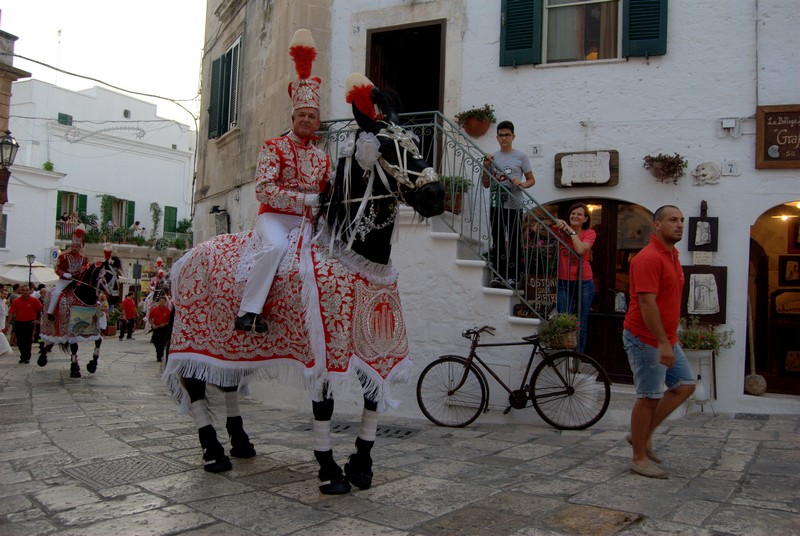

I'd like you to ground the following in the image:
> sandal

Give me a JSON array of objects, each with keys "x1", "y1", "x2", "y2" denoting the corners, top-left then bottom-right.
[
  {"x1": 626, "y1": 434, "x2": 662, "y2": 464},
  {"x1": 629, "y1": 460, "x2": 668, "y2": 479}
]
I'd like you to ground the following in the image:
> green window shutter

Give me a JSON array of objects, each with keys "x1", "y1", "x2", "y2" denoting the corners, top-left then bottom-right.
[
  {"x1": 0, "y1": 214, "x2": 6, "y2": 248},
  {"x1": 500, "y1": 0, "x2": 542, "y2": 67},
  {"x1": 164, "y1": 206, "x2": 178, "y2": 233},
  {"x1": 56, "y1": 191, "x2": 63, "y2": 218},
  {"x1": 623, "y1": 0, "x2": 668, "y2": 58},
  {"x1": 126, "y1": 200, "x2": 135, "y2": 227},
  {"x1": 77, "y1": 194, "x2": 88, "y2": 218},
  {"x1": 208, "y1": 57, "x2": 223, "y2": 138},
  {"x1": 228, "y1": 41, "x2": 240, "y2": 129}
]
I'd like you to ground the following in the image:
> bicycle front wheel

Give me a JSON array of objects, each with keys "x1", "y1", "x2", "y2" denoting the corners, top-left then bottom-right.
[
  {"x1": 530, "y1": 351, "x2": 610, "y2": 430},
  {"x1": 416, "y1": 356, "x2": 489, "y2": 427}
]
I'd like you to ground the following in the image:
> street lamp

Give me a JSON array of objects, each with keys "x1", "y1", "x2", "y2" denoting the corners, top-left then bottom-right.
[
  {"x1": 26, "y1": 253, "x2": 35, "y2": 288},
  {"x1": 0, "y1": 130, "x2": 20, "y2": 205}
]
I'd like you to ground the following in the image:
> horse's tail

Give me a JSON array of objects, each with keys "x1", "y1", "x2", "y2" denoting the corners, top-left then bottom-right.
[{"x1": 59, "y1": 342, "x2": 70, "y2": 355}]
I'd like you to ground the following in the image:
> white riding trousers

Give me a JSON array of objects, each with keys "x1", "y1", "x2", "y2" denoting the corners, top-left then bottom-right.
[{"x1": 238, "y1": 212, "x2": 302, "y2": 315}]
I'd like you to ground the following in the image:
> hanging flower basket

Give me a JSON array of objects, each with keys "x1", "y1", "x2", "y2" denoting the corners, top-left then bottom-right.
[
  {"x1": 643, "y1": 153, "x2": 689, "y2": 184},
  {"x1": 463, "y1": 118, "x2": 491, "y2": 137},
  {"x1": 455, "y1": 104, "x2": 496, "y2": 138}
]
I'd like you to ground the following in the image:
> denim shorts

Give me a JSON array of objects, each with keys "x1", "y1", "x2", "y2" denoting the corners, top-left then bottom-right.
[{"x1": 622, "y1": 329, "x2": 695, "y2": 399}]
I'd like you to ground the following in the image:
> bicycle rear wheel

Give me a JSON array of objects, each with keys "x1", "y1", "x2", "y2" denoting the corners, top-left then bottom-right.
[
  {"x1": 416, "y1": 356, "x2": 489, "y2": 427},
  {"x1": 530, "y1": 351, "x2": 610, "y2": 430}
]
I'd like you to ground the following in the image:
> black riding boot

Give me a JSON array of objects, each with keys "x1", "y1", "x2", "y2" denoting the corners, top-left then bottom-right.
[
  {"x1": 198, "y1": 425, "x2": 233, "y2": 473},
  {"x1": 344, "y1": 437, "x2": 374, "y2": 490},
  {"x1": 314, "y1": 450, "x2": 351, "y2": 495},
  {"x1": 226, "y1": 416, "x2": 256, "y2": 458}
]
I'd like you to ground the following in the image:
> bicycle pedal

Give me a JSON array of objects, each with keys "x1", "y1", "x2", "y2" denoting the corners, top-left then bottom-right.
[{"x1": 503, "y1": 406, "x2": 512, "y2": 415}]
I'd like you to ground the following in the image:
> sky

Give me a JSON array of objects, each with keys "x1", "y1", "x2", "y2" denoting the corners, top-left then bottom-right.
[{"x1": 0, "y1": 1, "x2": 207, "y2": 127}]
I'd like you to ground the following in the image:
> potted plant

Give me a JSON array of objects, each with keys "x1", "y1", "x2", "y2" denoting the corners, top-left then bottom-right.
[
  {"x1": 454, "y1": 104, "x2": 496, "y2": 137},
  {"x1": 538, "y1": 313, "x2": 579, "y2": 349},
  {"x1": 643, "y1": 153, "x2": 688, "y2": 184},
  {"x1": 440, "y1": 175, "x2": 473, "y2": 214},
  {"x1": 678, "y1": 316, "x2": 735, "y2": 353},
  {"x1": 106, "y1": 307, "x2": 123, "y2": 336}
]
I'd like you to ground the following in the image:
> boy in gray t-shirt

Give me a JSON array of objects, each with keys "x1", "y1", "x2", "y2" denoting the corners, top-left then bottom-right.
[{"x1": 481, "y1": 120, "x2": 536, "y2": 288}]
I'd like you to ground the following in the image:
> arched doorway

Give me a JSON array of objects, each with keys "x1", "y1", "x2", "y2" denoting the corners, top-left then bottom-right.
[
  {"x1": 749, "y1": 202, "x2": 800, "y2": 395},
  {"x1": 549, "y1": 198, "x2": 654, "y2": 383}
]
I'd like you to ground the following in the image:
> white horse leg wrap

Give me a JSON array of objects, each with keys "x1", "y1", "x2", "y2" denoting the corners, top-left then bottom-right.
[
  {"x1": 189, "y1": 400, "x2": 212, "y2": 429},
  {"x1": 358, "y1": 409, "x2": 378, "y2": 442},
  {"x1": 224, "y1": 391, "x2": 240, "y2": 418},
  {"x1": 313, "y1": 420, "x2": 332, "y2": 452}
]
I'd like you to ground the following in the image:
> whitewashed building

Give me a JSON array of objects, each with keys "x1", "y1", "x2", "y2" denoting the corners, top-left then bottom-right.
[
  {"x1": 5, "y1": 79, "x2": 194, "y2": 270},
  {"x1": 195, "y1": 0, "x2": 799, "y2": 417}
]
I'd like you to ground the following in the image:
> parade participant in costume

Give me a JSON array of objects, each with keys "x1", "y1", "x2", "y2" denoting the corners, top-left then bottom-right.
[
  {"x1": 234, "y1": 28, "x2": 332, "y2": 334},
  {"x1": 47, "y1": 225, "x2": 90, "y2": 321}
]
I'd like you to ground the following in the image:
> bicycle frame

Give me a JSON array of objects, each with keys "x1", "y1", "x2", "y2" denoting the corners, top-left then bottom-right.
[
  {"x1": 453, "y1": 338, "x2": 538, "y2": 397},
  {"x1": 417, "y1": 325, "x2": 612, "y2": 429}
]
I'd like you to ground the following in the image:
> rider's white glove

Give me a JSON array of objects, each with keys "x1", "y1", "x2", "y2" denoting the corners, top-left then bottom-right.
[
  {"x1": 303, "y1": 194, "x2": 319, "y2": 208},
  {"x1": 63, "y1": 273, "x2": 72, "y2": 279}
]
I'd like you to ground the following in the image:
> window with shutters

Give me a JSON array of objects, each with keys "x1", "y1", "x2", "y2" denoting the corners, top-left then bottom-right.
[
  {"x1": 164, "y1": 206, "x2": 178, "y2": 233},
  {"x1": 208, "y1": 37, "x2": 241, "y2": 139},
  {"x1": 501, "y1": 0, "x2": 666, "y2": 67}
]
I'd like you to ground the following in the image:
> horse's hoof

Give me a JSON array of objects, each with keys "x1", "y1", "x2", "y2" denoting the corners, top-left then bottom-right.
[
  {"x1": 86, "y1": 358, "x2": 98, "y2": 374},
  {"x1": 37, "y1": 354, "x2": 48, "y2": 367},
  {"x1": 203, "y1": 456, "x2": 233, "y2": 473},
  {"x1": 70, "y1": 363, "x2": 81, "y2": 378},
  {"x1": 345, "y1": 455, "x2": 373, "y2": 490},
  {"x1": 230, "y1": 444, "x2": 256, "y2": 458},
  {"x1": 319, "y1": 475, "x2": 351, "y2": 495}
]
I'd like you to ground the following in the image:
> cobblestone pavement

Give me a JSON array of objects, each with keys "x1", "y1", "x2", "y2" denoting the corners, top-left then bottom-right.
[{"x1": 1, "y1": 335, "x2": 798, "y2": 535}]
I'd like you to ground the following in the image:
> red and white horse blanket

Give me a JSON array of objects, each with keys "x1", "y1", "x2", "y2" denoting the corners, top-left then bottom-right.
[
  {"x1": 162, "y1": 226, "x2": 411, "y2": 412},
  {"x1": 40, "y1": 289, "x2": 101, "y2": 345}
]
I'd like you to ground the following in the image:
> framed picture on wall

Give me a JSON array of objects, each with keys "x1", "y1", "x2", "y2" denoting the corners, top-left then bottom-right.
[
  {"x1": 681, "y1": 265, "x2": 727, "y2": 324},
  {"x1": 778, "y1": 256, "x2": 800, "y2": 286},
  {"x1": 687, "y1": 217, "x2": 719, "y2": 252},
  {"x1": 788, "y1": 219, "x2": 800, "y2": 254}
]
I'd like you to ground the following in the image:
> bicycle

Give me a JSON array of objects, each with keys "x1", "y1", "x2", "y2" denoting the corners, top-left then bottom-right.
[{"x1": 416, "y1": 325, "x2": 611, "y2": 430}]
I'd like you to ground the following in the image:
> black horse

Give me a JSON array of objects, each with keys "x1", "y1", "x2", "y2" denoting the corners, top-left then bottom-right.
[
  {"x1": 39, "y1": 257, "x2": 123, "y2": 378},
  {"x1": 163, "y1": 75, "x2": 444, "y2": 492}
]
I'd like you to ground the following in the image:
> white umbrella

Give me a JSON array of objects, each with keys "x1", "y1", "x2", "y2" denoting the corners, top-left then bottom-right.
[{"x1": 0, "y1": 259, "x2": 60, "y2": 286}]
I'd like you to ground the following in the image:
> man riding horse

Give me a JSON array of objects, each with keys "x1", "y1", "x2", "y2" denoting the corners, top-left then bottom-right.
[
  {"x1": 164, "y1": 29, "x2": 444, "y2": 490},
  {"x1": 47, "y1": 225, "x2": 90, "y2": 321},
  {"x1": 234, "y1": 28, "x2": 330, "y2": 335}
]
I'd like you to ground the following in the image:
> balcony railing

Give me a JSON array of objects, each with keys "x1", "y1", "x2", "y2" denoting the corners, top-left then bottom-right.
[
  {"x1": 54, "y1": 221, "x2": 193, "y2": 250},
  {"x1": 318, "y1": 112, "x2": 584, "y2": 321}
]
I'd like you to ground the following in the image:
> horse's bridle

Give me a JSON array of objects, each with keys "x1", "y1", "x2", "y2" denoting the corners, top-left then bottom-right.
[{"x1": 375, "y1": 124, "x2": 438, "y2": 194}]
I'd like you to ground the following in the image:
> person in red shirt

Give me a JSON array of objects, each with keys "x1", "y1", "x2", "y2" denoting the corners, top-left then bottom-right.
[
  {"x1": 553, "y1": 202, "x2": 597, "y2": 353},
  {"x1": 8, "y1": 285, "x2": 43, "y2": 364},
  {"x1": 119, "y1": 291, "x2": 138, "y2": 341},
  {"x1": 147, "y1": 294, "x2": 172, "y2": 362},
  {"x1": 622, "y1": 205, "x2": 695, "y2": 479}
]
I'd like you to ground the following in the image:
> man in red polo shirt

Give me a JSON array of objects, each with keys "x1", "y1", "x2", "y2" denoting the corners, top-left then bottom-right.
[
  {"x1": 8, "y1": 285, "x2": 43, "y2": 364},
  {"x1": 148, "y1": 294, "x2": 172, "y2": 362},
  {"x1": 623, "y1": 205, "x2": 695, "y2": 479},
  {"x1": 119, "y1": 291, "x2": 138, "y2": 340}
]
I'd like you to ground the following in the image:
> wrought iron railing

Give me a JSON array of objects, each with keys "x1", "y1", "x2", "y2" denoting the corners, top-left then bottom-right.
[{"x1": 318, "y1": 112, "x2": 584, "y2": 321}]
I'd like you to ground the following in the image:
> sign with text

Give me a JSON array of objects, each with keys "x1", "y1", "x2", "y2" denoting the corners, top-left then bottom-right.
[
  {"x1": 756, "y1": 104, "x2": 800, "y2": 169},
  {"x1": 555, "y1": 150, "x2": 619, "y2": 187}
]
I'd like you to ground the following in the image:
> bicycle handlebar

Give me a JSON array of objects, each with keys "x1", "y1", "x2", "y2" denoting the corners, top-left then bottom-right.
[{"x1": 462, "y1": 325, "x2": 496, "y2": 339}]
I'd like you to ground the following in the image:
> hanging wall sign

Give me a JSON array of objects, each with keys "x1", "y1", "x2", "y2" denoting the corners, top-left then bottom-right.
[
  {"x1": 756, "y1": 104, "x2": 800, "y2": 169},
  {"x1": 555, "y1": 150, "x2": 619, "y2": 187}
]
